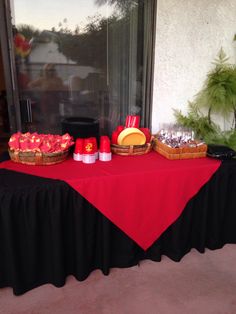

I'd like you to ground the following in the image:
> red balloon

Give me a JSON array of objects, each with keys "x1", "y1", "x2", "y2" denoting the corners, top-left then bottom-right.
[
  {"x1": 14, "y1": 33, "x2": 25, "y2": 48},
  {"x1": 21, "y1": 41, "x2": 31, "y2": 52}
]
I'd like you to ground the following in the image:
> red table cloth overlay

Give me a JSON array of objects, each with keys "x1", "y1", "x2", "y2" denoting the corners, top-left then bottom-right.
[{"x1": 0, "y1": 152, "x2": 221, "y2": 250}]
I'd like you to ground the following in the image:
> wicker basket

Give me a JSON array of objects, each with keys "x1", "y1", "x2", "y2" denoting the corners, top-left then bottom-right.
[
  {"x1": 153, "y1": 138, "x2": 207, "y2": 160},
  {"x1": 8, "y1": 149, "x2": 69, "y2": 165},
  {"x1": 111, "y1": 143, "x2": 152, "y2": 156}
]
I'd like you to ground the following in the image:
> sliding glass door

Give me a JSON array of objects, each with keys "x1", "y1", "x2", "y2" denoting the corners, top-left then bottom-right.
[{"x1": 1, "y1": 0, "x2": 156, "y2": 135}]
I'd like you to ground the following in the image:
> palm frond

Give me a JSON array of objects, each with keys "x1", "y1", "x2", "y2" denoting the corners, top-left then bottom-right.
[
  {"x1": 173, "y1": 102, "x2": 219, "y2": 140},
  {"x1": 212, "y1": 47, "x2": 229, "y2": 68},
  {"x1": 174, "y1": 49, "x2": 236, "y2": 144},
  {"x1": 195, "y1": 50, "x2": 236, "y2": 119}
]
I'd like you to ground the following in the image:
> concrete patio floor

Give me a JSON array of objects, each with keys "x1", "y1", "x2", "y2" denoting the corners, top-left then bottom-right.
[{"x1": 1, "y1": 244, "x2": 236, "y2": 314}]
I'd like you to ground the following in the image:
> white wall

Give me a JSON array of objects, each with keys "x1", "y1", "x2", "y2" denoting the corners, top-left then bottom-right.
[{"x1": 152, "y1": 0, "x2": 236, "y2": 133}]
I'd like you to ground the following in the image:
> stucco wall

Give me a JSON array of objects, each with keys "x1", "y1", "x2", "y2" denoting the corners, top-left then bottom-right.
[{"x1": 152, "y1": 0, "x2": 236, "y2": 133}]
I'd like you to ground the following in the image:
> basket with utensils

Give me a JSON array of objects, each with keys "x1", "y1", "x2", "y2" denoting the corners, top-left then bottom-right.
[{"x1": 153, "y1": 138, "x2": 207, "y2": 160}]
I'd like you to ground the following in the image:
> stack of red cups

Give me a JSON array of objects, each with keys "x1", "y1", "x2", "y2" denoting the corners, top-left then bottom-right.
[
  {"x1": 73, "y1": 138, "x2": 84, "y2": 161},
  {"x1": 82, "y1": 137, "x2": 96, "y2": 164},
  {"x1": 99, "y1": 136, "x2": 112, "y2": 161}
]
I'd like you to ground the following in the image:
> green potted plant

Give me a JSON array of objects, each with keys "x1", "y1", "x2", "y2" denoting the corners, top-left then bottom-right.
[
  {"x1": 195, "y1": 48, "x2": 236, "y2": 128},
  {"x1": 174, "y1": 49, "x2": 236, "y2": 151}
]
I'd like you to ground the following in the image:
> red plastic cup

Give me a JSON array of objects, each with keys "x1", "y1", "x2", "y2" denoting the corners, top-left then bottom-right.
[
  {"x1": 90, "y1": 137, "x2": 98, "y2": 159},
  {"x1": 125, "y1": 115, "x2": 133, "y2": 128},
  {"x1": 139, "y1": 128, "x2": 151, "y2": 143},
  {"x1": 83, "y1": 138, "x2": 95, "y2": 154},
  {"x1": 130, "y1": 115, "x2": 140, "y2": 128},
  {"x1": 82, "y1": 138, "x2": 96, "y2": 163},
  {"x1": 89, "y1": 137, "x2": 97, "y2": 151},
  {"x1": 100, "y1": 136, "x2": 111, "y2": 153},
  {"x1": 116, "y1": 125, "x2": 125, "y2": 133},
  {"x1": 125, "y1": 115, "x2": 140, "y2": 128},
  {"x1": 100, "y1": 135, "x2": 109, "y2": 141},
  {"x1": 111, "y1": 131, "x2": 119, "y2": 144},
  {"x1": 74, "y1": 138, "x2": 84, "y2": 154}
]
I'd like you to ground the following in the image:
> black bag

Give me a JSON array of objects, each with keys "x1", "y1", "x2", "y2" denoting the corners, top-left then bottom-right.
[{"x1": 207, "y1": 144, "x2": 236, "y2": 160}]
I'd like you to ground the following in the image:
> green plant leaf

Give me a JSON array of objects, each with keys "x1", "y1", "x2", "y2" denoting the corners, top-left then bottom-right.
[{"x1": 195, "y1": 49, "x2": 236, "y2": 122}]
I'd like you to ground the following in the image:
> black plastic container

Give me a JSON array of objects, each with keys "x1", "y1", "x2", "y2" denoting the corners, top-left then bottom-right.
[{"x1": 61, "y1": 117, "x2": 100, "y2": 142}]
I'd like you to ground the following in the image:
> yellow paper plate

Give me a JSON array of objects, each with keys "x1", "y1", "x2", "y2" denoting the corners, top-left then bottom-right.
[{"x1": 117, "y1": 128, "x2": 146, "y2": 146}]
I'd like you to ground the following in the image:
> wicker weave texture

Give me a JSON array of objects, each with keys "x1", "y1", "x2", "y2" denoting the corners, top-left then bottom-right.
[
  {"x1": 153, "y1": 139, "x2": 207, "y2": 160},
  {"x1": 111, "y1": 143, "x2": 152, "y2": 156},
  {"x1": 9, "y1": 149, "x2": 69, "y2": 165}
]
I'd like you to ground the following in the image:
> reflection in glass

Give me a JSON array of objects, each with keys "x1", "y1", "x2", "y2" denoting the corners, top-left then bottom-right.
[{"x1": 13, "y1": 0, "x2": 154, "y2": 135}]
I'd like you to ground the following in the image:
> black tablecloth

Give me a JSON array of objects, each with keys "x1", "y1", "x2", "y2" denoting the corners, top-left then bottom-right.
[{"x1": 0, "y1": 160, "x2": 236, "y2": 295}]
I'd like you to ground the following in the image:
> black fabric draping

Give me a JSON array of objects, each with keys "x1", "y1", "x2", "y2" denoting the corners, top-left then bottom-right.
[{"x1": 0, "y1": 160, "x2": 236, "y2": 295}]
